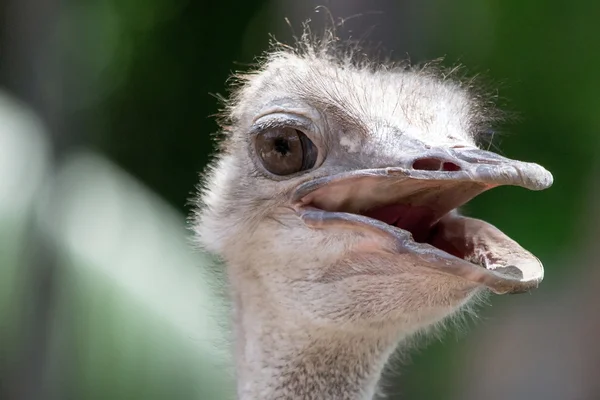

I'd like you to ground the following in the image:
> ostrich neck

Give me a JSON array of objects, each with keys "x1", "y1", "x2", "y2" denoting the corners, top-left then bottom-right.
[{"x1": 231, "y1": 288, "x2": 404, "y2": 400}]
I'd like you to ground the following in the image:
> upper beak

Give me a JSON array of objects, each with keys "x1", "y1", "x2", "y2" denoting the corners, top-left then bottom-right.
[{"x1": 291, "y1": 146, "x2": 553, "y2": 295}]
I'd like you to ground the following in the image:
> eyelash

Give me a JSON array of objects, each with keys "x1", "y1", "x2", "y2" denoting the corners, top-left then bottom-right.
[{"x1": 249, "y1": 118, "x2": 310, "y2": 137}]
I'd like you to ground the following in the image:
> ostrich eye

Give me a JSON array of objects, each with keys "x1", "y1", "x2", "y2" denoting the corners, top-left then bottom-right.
[{"x1": 255, "y1": 127, "x2": 318, "y2": 176}]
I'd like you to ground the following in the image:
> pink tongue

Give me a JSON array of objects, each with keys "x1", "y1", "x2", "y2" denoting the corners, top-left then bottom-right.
[{"x1": 363, "y1": 204, "x2": 436, "y2": 242}]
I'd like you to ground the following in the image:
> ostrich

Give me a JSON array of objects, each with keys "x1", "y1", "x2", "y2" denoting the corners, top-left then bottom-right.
[{"x1": 193, "y1": 36, "x2": 553, "y2": 400}]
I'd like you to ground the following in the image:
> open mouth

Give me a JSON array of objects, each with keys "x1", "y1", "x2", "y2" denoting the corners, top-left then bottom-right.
[{"x1": 292, "y1": 149, "x2": 553, "y2": 294}]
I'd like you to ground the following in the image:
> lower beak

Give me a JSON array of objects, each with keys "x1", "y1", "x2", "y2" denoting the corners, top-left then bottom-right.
[{"x1": 291, "y1": 147, "x2": 553, "y2": 294}]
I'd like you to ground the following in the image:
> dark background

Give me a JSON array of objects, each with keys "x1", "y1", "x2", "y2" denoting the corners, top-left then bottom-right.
[{"x1": 1, "y1": 0, "x2": 599, "y2": 399}]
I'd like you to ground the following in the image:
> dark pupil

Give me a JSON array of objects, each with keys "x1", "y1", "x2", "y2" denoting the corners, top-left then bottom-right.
[{"x1": 274, "y1": 138, "x2": 290, "y2": 155}]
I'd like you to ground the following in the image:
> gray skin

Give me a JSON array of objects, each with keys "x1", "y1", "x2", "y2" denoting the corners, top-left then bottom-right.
[{"x1": 194, "y1": 40, "x2": 553, "y2": 400}]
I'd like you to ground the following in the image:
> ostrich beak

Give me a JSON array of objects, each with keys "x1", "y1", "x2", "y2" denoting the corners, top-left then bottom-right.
[{"x1": 291, "y1": 147, "x2": 553, "y2": 294}]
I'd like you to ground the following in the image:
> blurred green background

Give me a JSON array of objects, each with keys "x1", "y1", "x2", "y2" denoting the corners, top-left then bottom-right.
[{"x1": 1, "y1": 0, "x2": 599, "y2": 399}]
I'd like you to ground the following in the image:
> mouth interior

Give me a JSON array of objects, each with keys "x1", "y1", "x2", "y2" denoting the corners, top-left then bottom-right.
[
  {"x1": 353, "y1": 203, "x2": 476, "y2": 265},
  {"x1": 299, "y1": 176, "x2": 491, "y2": 268},
  {"x1": 362, "y1": 203, "x2": 444, "y2": 244}
]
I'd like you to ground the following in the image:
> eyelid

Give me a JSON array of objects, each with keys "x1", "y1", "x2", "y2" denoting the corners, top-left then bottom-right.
[{"x1": 250, "y1": 113, "x2": 315, "y2": 136}]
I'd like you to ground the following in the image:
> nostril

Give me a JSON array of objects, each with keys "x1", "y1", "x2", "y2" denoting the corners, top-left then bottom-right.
[
  {"x1": 412, "y1": 158, "x2": 462, "y2": 172},
  {"x1": 442, "y1": 162, "x2": 461, "y2": 171},
  {"x1": 412, "y1": 158, "x2": 442, "y2": 171}
]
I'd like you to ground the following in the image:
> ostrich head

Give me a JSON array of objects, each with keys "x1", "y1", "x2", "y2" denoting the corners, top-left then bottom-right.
[{"x1": 194, "y1": 38, "x2": 553, "y2": 399}]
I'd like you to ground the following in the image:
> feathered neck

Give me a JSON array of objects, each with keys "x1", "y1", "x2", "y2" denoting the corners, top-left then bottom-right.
[{"x1": 230, "y1": 277, "x2": 406, "y2": 400}]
